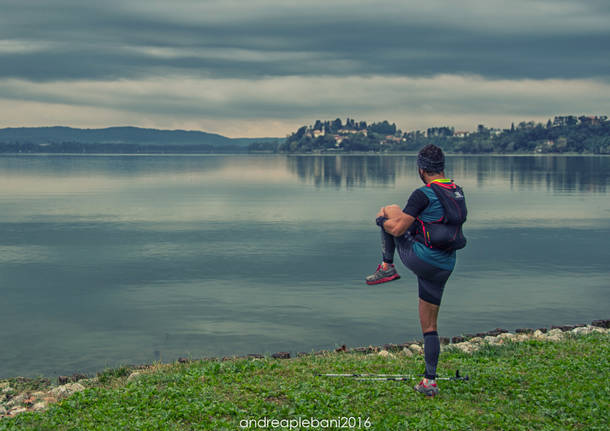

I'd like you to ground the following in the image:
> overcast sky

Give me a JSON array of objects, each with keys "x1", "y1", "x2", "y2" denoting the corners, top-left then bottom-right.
[{"x1": 1, "y1": 0, "x2": 609, "y2": 137}]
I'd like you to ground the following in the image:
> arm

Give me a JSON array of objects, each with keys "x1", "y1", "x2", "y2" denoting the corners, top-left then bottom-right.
[
  {"x1": 375, "y1": 190, "x2": 429, "y2": 237},
  {"x1": 382, "y1": 211, "x2": 416, "y2": 237}
]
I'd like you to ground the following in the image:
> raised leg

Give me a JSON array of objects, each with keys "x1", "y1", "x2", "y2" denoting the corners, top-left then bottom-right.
[{"x1": 381, "y1": 228, "x2": 396, "y2": 264}]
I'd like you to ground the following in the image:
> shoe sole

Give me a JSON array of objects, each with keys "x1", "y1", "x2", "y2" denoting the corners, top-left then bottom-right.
[{"x1": 365, "y1": 274, "x2": 400, "y2": 285}]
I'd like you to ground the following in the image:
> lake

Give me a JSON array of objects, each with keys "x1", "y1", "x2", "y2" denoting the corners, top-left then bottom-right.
[{"x1": 0, "y1": 154, "x2": 608, "y2": 378}]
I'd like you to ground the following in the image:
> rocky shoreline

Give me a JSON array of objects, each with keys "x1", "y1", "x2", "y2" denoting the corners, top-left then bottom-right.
[{"x1": 1, "y1": 319, "x2": 608, "y2": 419}]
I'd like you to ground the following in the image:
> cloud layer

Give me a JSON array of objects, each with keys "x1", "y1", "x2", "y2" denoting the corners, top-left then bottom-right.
[{"x1": 1, "y1": 0, "x2": 608, "y2": 136}]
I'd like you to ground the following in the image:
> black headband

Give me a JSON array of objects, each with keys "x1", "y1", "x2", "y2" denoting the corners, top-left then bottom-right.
[{"x1": 417, "y1": 153, "x2": 444, "y2": 172}]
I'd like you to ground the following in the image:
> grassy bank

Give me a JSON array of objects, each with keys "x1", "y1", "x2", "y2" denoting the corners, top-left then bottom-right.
[{"x1": 1, "y1": 331, "x2": 608, "y2": 430}]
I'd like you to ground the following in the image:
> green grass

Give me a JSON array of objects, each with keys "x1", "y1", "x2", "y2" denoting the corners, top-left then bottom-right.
[{"x1": 1, "y1": 333, "x2": 608, "y2": 430}]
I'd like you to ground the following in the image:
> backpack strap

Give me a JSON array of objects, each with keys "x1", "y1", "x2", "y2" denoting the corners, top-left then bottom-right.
[{"x1": 426, "y1": 178, "x2": 455, "y2": 190}]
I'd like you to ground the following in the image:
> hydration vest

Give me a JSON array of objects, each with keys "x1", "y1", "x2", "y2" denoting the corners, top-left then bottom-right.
[{"x1": 413, "y1": 180, "x2": 467, "y2": 251}]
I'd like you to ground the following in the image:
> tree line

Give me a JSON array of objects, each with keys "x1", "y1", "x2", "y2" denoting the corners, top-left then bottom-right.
[{"x1": 253, "y1": 116, "x2": 610, "y2": 154}]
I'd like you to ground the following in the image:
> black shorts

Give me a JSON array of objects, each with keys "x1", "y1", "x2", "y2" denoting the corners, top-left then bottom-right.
[{"x1": 395, "y1": 235, "x2": 452, "y2": 306}]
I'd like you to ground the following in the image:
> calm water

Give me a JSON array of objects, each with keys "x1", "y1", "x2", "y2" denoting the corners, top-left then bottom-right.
[{"x1": 0, "y1": 154, "x2": 609, "y2": 378}]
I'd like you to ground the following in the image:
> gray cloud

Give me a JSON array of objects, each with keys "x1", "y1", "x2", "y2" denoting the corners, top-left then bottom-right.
[
  {"x1": 0, "y1": 0, "x2": 609, "y2": 136},
  {"x1": 0, "y1": 0, "x2": 608, "y2": 82},
  {"x1": 1, "y1": 75, "x2": 608, "y2": 137}
]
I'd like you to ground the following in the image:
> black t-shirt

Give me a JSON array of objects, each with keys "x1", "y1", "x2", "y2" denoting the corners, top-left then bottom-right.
[
  {"x1": 402, "y1": 189, "x2": 429, "y2": 218},
  {"x1": 402, "y1": 189, "x2": 429, "y2": 235}
]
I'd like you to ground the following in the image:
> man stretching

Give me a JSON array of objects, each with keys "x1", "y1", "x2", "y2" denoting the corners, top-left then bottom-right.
[{"x1": 365, "y1": 144, "x2": 467, "y2": 397}]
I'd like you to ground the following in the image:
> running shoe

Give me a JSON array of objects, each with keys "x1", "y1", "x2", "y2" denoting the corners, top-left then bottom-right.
[
  {"x1": 365, "y1": 263, "x2": 400, "y2": 285},
  {"x1": 414, "y1": 378, "x2": 439, "y2": 397}
]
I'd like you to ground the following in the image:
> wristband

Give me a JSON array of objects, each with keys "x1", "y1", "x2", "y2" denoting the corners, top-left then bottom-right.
[{"x1": 376, "y1": 216, "x2": 388, "y2": 227}]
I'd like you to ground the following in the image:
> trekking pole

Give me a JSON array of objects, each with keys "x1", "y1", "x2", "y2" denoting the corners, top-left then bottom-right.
[
  {"x1": 319, "y1": 373, "x2": 415, "y2": 378},
  {"x1": 318, "y1": 369, "x2": 469, "y2": 382}
]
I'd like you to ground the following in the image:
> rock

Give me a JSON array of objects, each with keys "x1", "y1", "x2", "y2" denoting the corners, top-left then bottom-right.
[
  {"x1": 401, "y1": 347, "x2": 413, "y2": 357},
  {"x1": 377, "y1": 350, "x2": 395, "y2": 358},
  {"x1": 547, "y1": 328, "x2": 563, "y2": 337},
  {"x1": 9, "y1": 407, "x2": 27, "y2": 416},
  {"x1": 451, "y1": 336, "x2": 466, "y2": 343},
  {"x1": 536, "y1": 327, "x2": 548, "y2": 333},
  {"x1": 468, "y1": 337, "x2": 483, "y2": 344},
  {"x1": 591, "y1": 319, "x2": 610, "y2": 328},
  {"x1": 533, "y1": 329, "x2": 545, "y2": 339},
  {"x1": 408, "y1": 344, "x2": 423, "y2": 354},
  {"x1": 546, "y1": 334, "x2": 563, "y2": 342},
  {"x1": 453, "y1": 342, "x2": 477, "y2": 353},
  {"x1": 515, "y1": 328, "x2": 534, "y2": 334},
  {"x1": 551, "y1": 325, "x2": 573, "y2": 331},
  {"x1": 1, "y1": 385, "x2": 12, "y2": 394},
  {"x1": 571, "y1": 326, "x2": 592, "y2": 336},
  {"x1": 126, "y1": 372, "x2": 141, "y2": 382},
  {"x1": 516, "y1": 334, "x2": 530, "y2": 342},
  {"x1": 271, "y1": 352, "x2": 290, "y2": 359},
  {"x1": 484, "y1": 335, "x2": 500, "y2": 344},
  {"x1": 486, "y1": 328, "x2": 509, "y2": 336},
  {"x1": 296, "y1": 352, "x2": 308, "y2": 357},
  {"x1": 591, "y1": 326, "x2": 607, "y2": 333},
  {"x1": 439, "y1": 337, "x2": 451, "y2": 345},
  {"x1": 71, "y1": 373, "x2": 88, "y2": 382},
  {"x1": 336, "y1": 345, "x2": 348, "y2": 353},
  {"x1": 6, "y1": 393, "x2": 25, "y2": 407},
  {"x1": 498, "y1": 333, "x2": 516, "y2": 341},
  {"x1": 177, "y1": 357, "x2": 190, "y2": 363},
  {"x1": 58, "y1": 376, "x2": 70, "y2": 385},
  {"x1": 0, "y1": 382, "x2": 9, "y2": 390},
  {"x1": 31, "y1": 391, "x2": 46, "y2": 399},
  {"x1": 49, "y1": 383, "x2": 85, "y2": 399},
  {"x1": 32, "y1": 401, "x2": 48, "y2": 411},
  {"x1": 0, "y1": 405, "x2": 6, "y2": 416}
]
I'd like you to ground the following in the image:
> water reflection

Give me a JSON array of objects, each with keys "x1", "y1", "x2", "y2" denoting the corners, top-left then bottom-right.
[
  {"x1": 287, "y1": 155, "x2": 409, "y2": 188},
  {"x1": 0, "y1": 154, "x2": 228, "y2": 178},
  {"x1": 450, "y1": 156, "x2": 609, "y2": 193},
  {"x1": 2, "y1": 154, "x2": 607, "y2": 194},
  {"x1": 287, "y1": 155, "x2": 609, "y2": 193}
]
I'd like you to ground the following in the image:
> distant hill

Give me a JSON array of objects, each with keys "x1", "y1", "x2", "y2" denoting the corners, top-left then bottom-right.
[
  {"x1": 0, "y1": 126, "x2": 284, "y2": 153},
  {"x1": 0, "y1": 126, "x2": 232, "y2": 146}
]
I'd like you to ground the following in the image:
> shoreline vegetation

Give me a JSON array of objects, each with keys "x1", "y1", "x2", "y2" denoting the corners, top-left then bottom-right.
[
  {"x1": 274, "y1": 115, "x2": 610, "y2": 155},
  {"x1": 1, "y1": 319, "x2": 608, "y2": 429},
  {"x1": 1, "y1": 115, "x2": 609, "y2": 155}
]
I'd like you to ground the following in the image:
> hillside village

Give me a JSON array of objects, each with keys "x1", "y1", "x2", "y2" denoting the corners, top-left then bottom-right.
[{"x1": 272, "y1": 115, "x2": 610, "y2": 154}]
